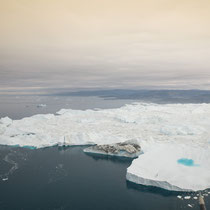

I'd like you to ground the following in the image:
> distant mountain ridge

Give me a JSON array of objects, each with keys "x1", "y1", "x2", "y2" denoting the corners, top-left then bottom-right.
[{"x1": 51, "y1": 89, "x2": 210, "y2": 103}]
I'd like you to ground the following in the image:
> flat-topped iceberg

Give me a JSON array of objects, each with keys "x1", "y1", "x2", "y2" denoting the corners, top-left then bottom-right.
[
  {"x1": 126, "y1": 143, "x2": 210, "y2": 191},
  {"x1": 0, "y1": 103, "x2": 210, "y2": 191}
]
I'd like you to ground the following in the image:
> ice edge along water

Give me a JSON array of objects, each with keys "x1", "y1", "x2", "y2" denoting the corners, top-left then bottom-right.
[{"x1": 0, "y1": 103, "x2": 210, "y2": 192}]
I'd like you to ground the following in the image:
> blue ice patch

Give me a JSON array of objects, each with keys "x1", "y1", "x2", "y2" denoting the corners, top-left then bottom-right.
[
  {"x1": 177, "y1": 158, "x2": 199, "y2": 167},
  {"x1": 22, "y1": 145, "x2": 36, "y2": 150},
  {"x1": 9, "y1": 144, "x2": 36, "y2": 150}
]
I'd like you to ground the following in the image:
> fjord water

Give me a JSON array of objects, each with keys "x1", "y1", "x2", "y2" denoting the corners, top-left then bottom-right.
[
  {"x1": 0, "y1": 146, "x2": 193, "y2": 210},
  {"x1": 1, "y1": 90, "x2": 210, "y2": 210}
]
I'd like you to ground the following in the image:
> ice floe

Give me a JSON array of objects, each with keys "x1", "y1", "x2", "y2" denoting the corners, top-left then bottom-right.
[
  {"x1": 84, "y1": 140, "x2": 141, "y2": 158},
  {"x1": 37, "y1": 104, "x2": 47, "y2": 108},
  {"x1": 184, "y1": 196, "x2": 191, "y2": 200}
]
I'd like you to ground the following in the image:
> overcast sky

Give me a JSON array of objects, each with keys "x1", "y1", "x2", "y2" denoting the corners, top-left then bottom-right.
[{"x1": 0, "y1": 0, "x2": 210, "y2": 92}]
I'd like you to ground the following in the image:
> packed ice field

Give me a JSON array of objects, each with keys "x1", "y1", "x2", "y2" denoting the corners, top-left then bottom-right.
[{"x1": 0, "y1": 103, "x2": 210, "y2": 191}]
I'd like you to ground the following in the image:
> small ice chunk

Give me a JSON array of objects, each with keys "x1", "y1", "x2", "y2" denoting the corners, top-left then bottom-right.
[
  {"x1": 37, "y1": 104, "x2": 47, "y2": 108},
  {"x1": 177, "y1": 195, "x2": 182, "y2": 199},
  {"x1": 2, "y1": 178, "x2": 8, "y2": 181},
  {"x1": 193, "y1": 196, "x2": 198, "y2": 200},
  {"x1": 184, "y1": 196, "x2": 191, "y2": 200},
  {"x1": 187, "y1": 204, "x2": 193, "y2": 208}
]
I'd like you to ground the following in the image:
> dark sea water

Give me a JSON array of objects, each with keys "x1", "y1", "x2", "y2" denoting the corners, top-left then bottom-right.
[
  {"x1": 0, "y1": 146, "x2": 203, "y2": 210},
  {"x1": 0, "y1": 90, "x2": 210, "y2": 210}
]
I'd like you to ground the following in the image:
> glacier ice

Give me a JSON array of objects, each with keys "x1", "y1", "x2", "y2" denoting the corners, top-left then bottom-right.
[{"x1": 0, "y1": 103, "x2": 210, "y2": 191}]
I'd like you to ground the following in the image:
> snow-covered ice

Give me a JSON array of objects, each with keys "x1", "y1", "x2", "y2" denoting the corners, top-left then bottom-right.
[
  {"x1": 126, "y1": 143, "x2": 210, "y2": 191},
  {"x1": 0, "y1": 103, "x2": 210, "y2": 191}
]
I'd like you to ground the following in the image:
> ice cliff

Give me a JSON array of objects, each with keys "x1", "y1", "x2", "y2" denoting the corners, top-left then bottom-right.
[{"x1": 0, "y1": 103, "x2": 210, "y2": 191}]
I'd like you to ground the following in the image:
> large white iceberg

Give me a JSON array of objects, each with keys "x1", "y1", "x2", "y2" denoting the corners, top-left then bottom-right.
[
  {"x1": 126, "y1": 143, "x2": 210, "y2": 191},
  {"x1": 0, "y1": 103, "x2": 210, "y2": 191}
]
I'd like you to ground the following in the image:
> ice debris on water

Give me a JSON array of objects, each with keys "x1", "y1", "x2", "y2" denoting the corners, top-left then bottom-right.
[{"x1": 37, "y1": 104, "x2": 47, "y2": 108}]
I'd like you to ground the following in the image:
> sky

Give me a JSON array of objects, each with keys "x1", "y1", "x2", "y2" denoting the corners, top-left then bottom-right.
[{"x1": 0, "y1": 0, "x2": 210, "y2": 92}]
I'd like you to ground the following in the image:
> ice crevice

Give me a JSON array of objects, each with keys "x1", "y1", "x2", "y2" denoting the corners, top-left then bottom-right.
[{"x1": 0, "y1": 103, "x2": 210, "y2": 191}]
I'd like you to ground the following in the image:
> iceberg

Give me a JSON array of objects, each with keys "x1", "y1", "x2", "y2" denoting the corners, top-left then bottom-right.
[
  {"x1": 126, "y1": 143, "x2": 210, "y2": 191},
  {"x1": 84, "y1": 140, "x2": 141, "y2": 158},
  {"x1": 37, "y1": 104, "x2": 47, "y2": 108},
  {"x1": 0, "y1": 103, "x2": 210, "y2": 191}
]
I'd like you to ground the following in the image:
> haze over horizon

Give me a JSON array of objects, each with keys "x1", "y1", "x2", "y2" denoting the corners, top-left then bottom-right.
[{"x1": 1, "y1": 0, "x2": 210, "y2": 92}]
